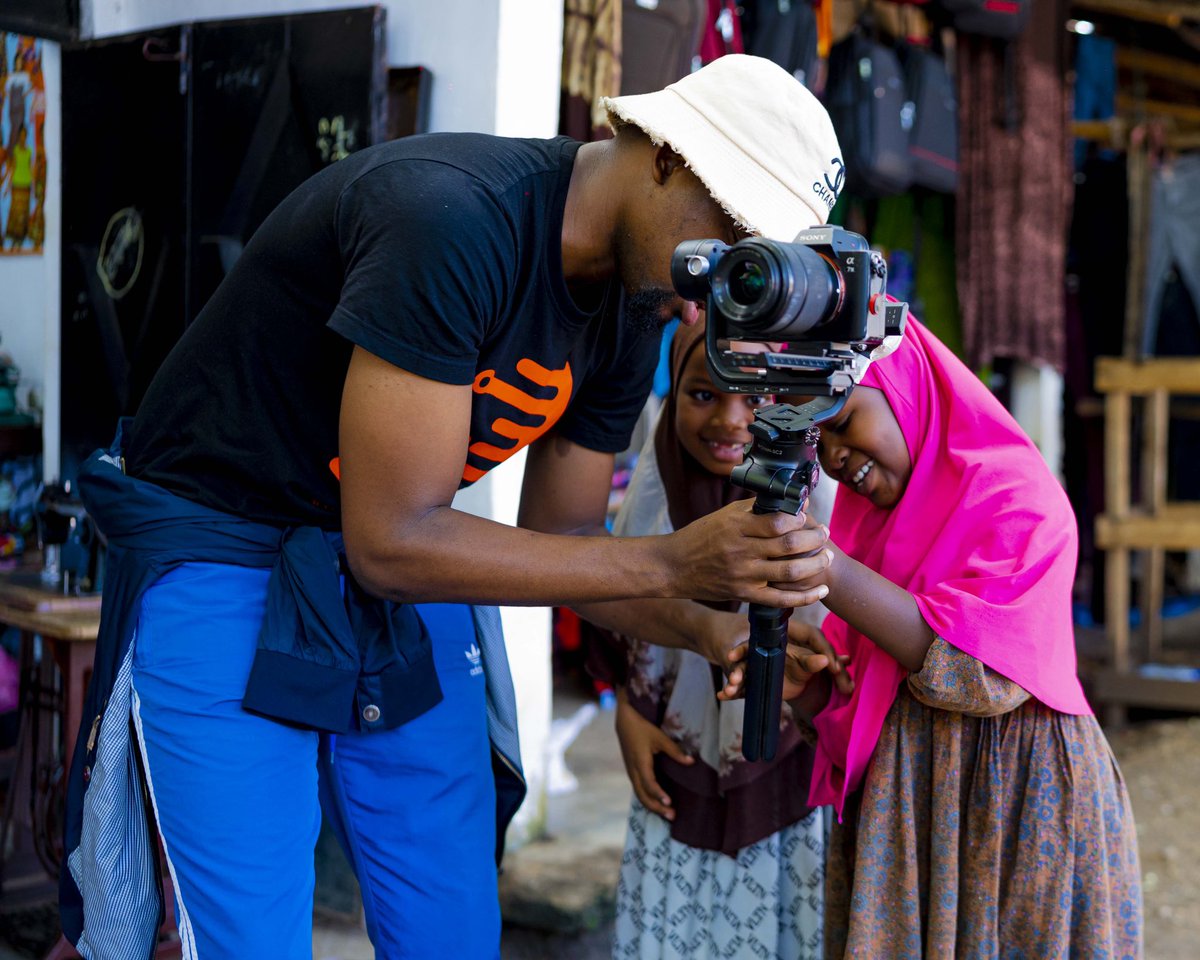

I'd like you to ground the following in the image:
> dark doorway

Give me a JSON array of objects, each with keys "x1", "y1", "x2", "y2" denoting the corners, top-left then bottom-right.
[{"x1": 59, "y1": 7, "x2": 388, "y2": 479}]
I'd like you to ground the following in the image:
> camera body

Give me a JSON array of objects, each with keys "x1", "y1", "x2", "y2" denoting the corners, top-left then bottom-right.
[{"x1": 671, "y1": 225, "x2": 907, "y2": 396}]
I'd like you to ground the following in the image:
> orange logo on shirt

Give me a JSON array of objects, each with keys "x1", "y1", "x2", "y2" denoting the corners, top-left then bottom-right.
[
  {"x1": 462, "y1": 359, "x2": 572, "y2": 483},
  {"x1": 327, "y1": 359, "x2": 572, "y2": 486}
]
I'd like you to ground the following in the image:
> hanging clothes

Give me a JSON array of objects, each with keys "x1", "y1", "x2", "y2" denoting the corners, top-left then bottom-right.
[
  {"x1": 871, "y1": 192, "x2": 963, "y2": 359},
  {"x1": 955, "y1": 0, "x2": 1072, "y2": 371},
  {"x1": 1140, "y1": 152, "x2": 1200, "y2": 359},
  {"x1": 560, "y1": 0, "x2": 623, "y2": 141},
  {"x1": 1072, "y1": 34, "x2": 1117, "y2": 169},
  {"x1": 621, "y1": 0, "x2": 707, "y2": 97},
  {"x1": 699, "y1": 0, "x2": 744, "y2": 64}
]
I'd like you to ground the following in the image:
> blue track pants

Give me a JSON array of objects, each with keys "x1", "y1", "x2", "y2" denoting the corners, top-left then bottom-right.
[{"x1": 130, "y1": 562, "x2": 499, "y2": 958}]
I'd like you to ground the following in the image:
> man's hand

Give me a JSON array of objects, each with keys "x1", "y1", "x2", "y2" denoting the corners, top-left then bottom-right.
[
  {"x1": 689, "y1": 609, "x2": 749, "y2": 671},
  {"x1": 766, "y1": 514, "x2": 836, "y2": 597},
  {"x1": 614, "y1": 688, "x2": 694, "y2": 822},
  {"x1": 662, "y1": 499, "x2": 833, "y2": 609}
]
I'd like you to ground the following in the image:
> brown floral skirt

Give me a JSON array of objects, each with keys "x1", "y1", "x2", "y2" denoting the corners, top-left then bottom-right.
[{"x1": 824, "y1": 645, "x2": 1142, "y2": 959}]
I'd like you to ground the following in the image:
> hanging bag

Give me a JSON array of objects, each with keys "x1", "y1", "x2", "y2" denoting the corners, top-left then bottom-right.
[
  {"x1": 825, "y1": 29, "x2": 913, "y2": 196},
  {"x1": 899, "y1": 41, "x2": 958, "y2": 191},
  {"x1": 621, "y1": 0, "x2": 708, "y2": 95},
  {"x1": 744, "y1": 0, "x2": 820, "y2": 89},
  {"x1": 699, "y1": 0, "x2": 745, "y2": 63}
]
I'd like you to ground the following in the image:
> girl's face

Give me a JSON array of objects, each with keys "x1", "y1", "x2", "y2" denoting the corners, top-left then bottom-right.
[
  {"x1": 816, "y1": 386, "x2": 912, "y2": 509},
  {"x1": 675, "y1": 346, "x2": 772, "y2": 477}
]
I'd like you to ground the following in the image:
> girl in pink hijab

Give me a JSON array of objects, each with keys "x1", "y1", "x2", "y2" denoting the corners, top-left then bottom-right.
[{"x1": 775, "y1": 317, "x2": 1142, "y2": 958}]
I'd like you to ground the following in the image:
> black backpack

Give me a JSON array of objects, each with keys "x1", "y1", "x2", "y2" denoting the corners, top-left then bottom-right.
[
  {"x1": 825, "y1": 32, "x2": 913, "y2": 196},
  {"x1": 742, "y1": 0, "x2": 819, "y2": 89},
  {"x1": 899, "y1": 43, "x2": 957, "y2": 192}
]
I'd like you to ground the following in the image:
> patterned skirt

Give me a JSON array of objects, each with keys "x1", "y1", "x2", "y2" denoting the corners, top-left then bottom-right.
[
  {"x1": 824, "y1": 641, "x2": 1143, "y2": 959},
  {"x1": 614, "y1": 799, "x2": 825, "y2": 960}
]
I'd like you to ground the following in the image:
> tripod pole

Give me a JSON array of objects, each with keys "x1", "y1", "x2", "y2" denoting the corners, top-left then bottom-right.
[
  {"x1": 731, "y1": 394, "x2": 846, "y2": 762},
  {"x1": 741, "y1": 594, "x2": 793, "y2": 761}
]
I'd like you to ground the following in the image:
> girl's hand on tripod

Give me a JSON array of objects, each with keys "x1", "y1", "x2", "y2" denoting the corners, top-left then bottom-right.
[
  {"x1": 716, "y1": 621, "x2": 851, "y2": 702},
  {"x1": 785, "y1": 623, "x2": 853, "y2": 698},
  {"x1": 663, "y1": 498, "x2": 833, "y2": 608}
]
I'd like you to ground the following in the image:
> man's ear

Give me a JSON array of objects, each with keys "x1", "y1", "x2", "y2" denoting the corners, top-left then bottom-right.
[{"x1": 652, "y1": 143, "x2": 688, "y2": 185}]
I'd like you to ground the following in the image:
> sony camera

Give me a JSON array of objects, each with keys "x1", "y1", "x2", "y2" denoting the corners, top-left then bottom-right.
[
  {"x1": 671, "y1": 225, "x2": 907, "y2": 396},
  {"x1": 671, "y1": 226, "x2": 909, "y2": 762}
]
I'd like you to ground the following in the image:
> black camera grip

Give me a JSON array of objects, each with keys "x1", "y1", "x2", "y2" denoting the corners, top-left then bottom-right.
[{"x1": 741, "y1": 603, "x2": 792, "y2": 762}]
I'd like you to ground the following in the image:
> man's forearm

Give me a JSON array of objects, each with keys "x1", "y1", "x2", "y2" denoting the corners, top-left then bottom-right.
[
  {"x1": 573, "y1": 597, "x2": 740, "y2": 652},
  {"x1": 346, "y1": 504, "x2": 674, "y2": 607}
]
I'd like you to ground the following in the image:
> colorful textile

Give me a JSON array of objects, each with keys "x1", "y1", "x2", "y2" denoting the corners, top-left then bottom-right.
[
  {"x1": 810, "y1": 317, "x2": 1091, "y2": 817},
  {"x1": 4, "y1": 186, "x2": 29, "y2": 244},
  {"x1": 824, "y1": 639, "x2": 1142, "y2": 959},
  {"x1": 560, "y1": 0, "x2": 622, "y2": 139},
  {"x1": 956, "y1": 0, "x2": 1072, "y2": 370}
]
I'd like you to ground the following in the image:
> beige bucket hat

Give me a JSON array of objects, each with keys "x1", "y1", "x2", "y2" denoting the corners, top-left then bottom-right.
[{"x1": 601, "y1": 54, "x2": 845, "y2": 241}]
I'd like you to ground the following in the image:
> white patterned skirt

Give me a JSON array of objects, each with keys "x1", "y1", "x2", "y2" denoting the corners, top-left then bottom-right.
[{"x1": 613, "y1": 799, "x2": 824, "y2": 960}]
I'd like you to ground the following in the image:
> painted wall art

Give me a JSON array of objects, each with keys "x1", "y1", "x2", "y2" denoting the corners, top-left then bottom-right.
[{"x1": 1, "y1": 32, "x2": 47, "y2": 255}]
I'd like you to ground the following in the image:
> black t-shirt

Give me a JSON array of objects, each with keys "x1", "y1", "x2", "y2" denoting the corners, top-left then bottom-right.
[{"x1": 126, "y1": 134, "x2": 658, "y2": 528}]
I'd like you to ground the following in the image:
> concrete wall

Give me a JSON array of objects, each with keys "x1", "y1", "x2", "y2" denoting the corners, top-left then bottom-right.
[
  {"x1": 1010, "y1": 361, "x2": 1066, "y2": 485},
  {"x1": 6, "y1": 0, "x2": 561, "y2": 845}
]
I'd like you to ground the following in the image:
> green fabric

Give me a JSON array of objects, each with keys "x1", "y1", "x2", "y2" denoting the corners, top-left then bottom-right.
[
  {"x1": 827, "y1": 190, "x2": 963, "y2": 361},
  {"x1": 871, "y1": 193, "x2": 963, "y2": 359}
]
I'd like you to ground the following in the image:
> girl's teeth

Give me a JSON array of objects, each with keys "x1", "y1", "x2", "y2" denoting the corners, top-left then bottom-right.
[{"x1": 853, "y1": 459, "x2": 874, "y2": 485}]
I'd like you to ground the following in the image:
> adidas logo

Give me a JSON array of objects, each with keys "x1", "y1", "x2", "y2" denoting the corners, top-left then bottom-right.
[{"x1": 465, "y1": 643, "x2": 483, "y2": 677}]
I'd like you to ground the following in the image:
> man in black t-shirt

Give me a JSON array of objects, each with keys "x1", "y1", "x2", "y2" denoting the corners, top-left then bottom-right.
[{"x1": 70, "y1": 55, "x2": 848, "y2": 956}]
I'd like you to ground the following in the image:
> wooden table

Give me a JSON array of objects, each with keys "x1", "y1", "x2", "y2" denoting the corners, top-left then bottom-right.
[
  {"x1": 0, "y1": 576, "x2": 100, "y2": 907},
  {"x1": 0, "y1": 594, "x2": 100, "y2": 766}
]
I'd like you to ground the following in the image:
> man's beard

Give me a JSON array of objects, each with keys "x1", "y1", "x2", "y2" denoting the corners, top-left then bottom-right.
[{"x1": 624, "y1": 287, "x2": 676, "y2": 335}]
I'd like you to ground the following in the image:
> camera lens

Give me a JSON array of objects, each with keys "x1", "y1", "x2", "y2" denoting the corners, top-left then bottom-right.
[
  {"x1": 728, "y1": 260, "x2": 768, "y2": 306},
  {"x1": 712, "y1": 239, "x2": 840, "y2": 338}
]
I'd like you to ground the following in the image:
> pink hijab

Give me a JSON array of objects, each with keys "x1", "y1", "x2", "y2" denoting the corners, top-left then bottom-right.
[{"x1": 808, "y1": 318, "x2": 1090, "y2": 818}]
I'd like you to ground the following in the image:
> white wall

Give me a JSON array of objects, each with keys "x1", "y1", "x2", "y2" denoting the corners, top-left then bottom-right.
[
  {"x1": 15, "y1": 0, "x2": 563, "y2": 844},
  {"x1": 484, "y1": 6, "x2": 562, "y2": 843},
  {"x1": 0, "y1": 41, "x2": 61, "y2": 478},
  {"x1": 1010, "y1": 361, "x2": 1065, "y2": 484}
]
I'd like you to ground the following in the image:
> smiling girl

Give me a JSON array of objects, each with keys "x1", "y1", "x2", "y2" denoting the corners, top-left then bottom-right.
[
  {"x1": 778, "y1": 317, "x2": 1142, "y2": 958},
  {"x1": 602, "y1": 319, "x2": 846, "y2": 960}
]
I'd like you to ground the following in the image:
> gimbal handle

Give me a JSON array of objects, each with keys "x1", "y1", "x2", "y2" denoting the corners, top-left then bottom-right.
[{"x1": 733, "y1": 394, "x2": 846, "y2": 762}]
